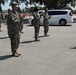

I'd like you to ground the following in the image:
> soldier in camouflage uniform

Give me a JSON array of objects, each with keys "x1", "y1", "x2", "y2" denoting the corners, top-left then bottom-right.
[
  {"x1": 7, "y1": 2, "x2": 21, "y2": 57},
  {"x1": 32, "y1": 7, "x2": 41, "y2": 41},
  {"x1": 43, "y1": 7, "x2": 51, "y2": 36}
]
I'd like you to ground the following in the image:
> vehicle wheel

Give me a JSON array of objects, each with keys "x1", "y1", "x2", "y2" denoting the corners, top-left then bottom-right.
[{"x1": 59, "y1": 19, "x2": 67, "y2": 26}]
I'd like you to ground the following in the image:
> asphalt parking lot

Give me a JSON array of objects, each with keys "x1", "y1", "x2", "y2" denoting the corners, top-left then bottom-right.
[{"x1": 0, "y1": 22, "x2": 76, "y2": 75}]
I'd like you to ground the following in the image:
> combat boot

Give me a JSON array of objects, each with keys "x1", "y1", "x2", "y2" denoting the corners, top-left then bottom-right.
[
  {"x1": 35, "y1": 39, "x2": 40, "y2": 42},
  {"x1": 20, "y1": 31, "x2": 24, "y2": 34},
  {"x1": 44, "y1": 34, "x2": 49, "y2": 37},
  {"x1": 12, "y1": 53, "x2": 20, "y2": 57},
  {"x1": 16, "y1": 52, "x2": 21, "y2": 56},
  {"x1": 0, "y1": 30, "x2": 2, "y2": 32}
]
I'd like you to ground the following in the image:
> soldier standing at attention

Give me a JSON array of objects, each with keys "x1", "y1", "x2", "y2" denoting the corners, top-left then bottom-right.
[
  {"x1": 7, "y1": 2, "x2": 21, "y2": 57},
  {"x1": 43, "y1": 7, "x2": 51, "y2": 36},
  {"x1": 33, "y1": 7, "x2": 41, "y2": 41}
]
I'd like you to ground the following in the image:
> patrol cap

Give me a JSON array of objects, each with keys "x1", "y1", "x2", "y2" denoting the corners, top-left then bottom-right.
[{"x1": 11, "y1": 1, "x2": 18, "y2": 7}]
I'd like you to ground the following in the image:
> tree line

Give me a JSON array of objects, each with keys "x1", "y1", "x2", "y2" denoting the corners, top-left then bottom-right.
[{"x1": 0, "y1": 0, "x2": 76, "y2": 12}]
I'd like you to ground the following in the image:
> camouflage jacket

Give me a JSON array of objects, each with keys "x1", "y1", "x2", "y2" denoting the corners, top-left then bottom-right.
[
  {"x1": 32, "y1": 12, "x2": 41, "y2": 27},
  {"x1": 43, "y1": 12, "x2": 50, "y2": 25},
  {"x1": 7, "y1": 10, "x2": 20, "y2": 37}
]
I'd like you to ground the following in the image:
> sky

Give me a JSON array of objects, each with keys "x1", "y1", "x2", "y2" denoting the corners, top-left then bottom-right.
[{"x1": 2, "y1": 0, "x2": 26, "y2": 10}]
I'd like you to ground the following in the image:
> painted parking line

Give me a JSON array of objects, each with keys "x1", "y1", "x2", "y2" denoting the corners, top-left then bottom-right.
[{"x1": 23, "y1": 27, "x2": 33, "y2": 31}]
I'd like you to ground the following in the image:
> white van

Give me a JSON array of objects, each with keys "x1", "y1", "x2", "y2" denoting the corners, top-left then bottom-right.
[{"x1": 29, "y1": 10, "x2": 73, "y2": 25}]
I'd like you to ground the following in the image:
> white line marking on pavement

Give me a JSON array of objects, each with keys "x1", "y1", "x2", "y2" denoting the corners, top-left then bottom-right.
[{"x1": 23, "y1": 27, "x2": 33, "y2": 31}]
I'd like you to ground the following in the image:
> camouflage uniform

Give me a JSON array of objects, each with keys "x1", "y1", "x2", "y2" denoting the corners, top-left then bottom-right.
[
  {"x1": 43, "y1": 7, "x2": 50, "y2": 36},
  {"x1": 33, "y1": 12, "x2": 40, "y2": 41},
  {"x1": 7, "y1": 10, "x2": 20, "y2": 54}
]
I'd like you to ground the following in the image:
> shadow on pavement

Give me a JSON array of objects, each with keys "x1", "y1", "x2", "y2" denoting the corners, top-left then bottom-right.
[
  {"x1": 27, "y1": 24, "x2": 72, "y2": 27},
  {"x1": 0, "y1": 36, "x2": 9, "y2": 39},
  {"x1": 70, "y1": 47, "x2": 76, "y2": 49},
  {"x1": 33, "y1": 35, "x2": 49, "y2": 38},
  {"x1": 50, "y1": 25, "x2": 72, "y2": 26},
  {"x1": 0, "y1": 55, "x2": 12, "y2": 60},
  {"x1": 20, "y1": 40, "x2": 35, "y2": 44}
]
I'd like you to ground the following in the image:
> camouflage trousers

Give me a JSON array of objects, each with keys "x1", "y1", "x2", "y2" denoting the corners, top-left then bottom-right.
[
  {"x1": 10, "y1": 35, "x2": 20, "y2": 54},
  {"x1": 44, "y1": 19, "x2": 49, "y2": 34},
  {"x1": 34, "y1": 26, "x2": 40, "y2": 40},
  {"x1": 44, "y1": 24, "x2": 49, "y2": 34}
]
